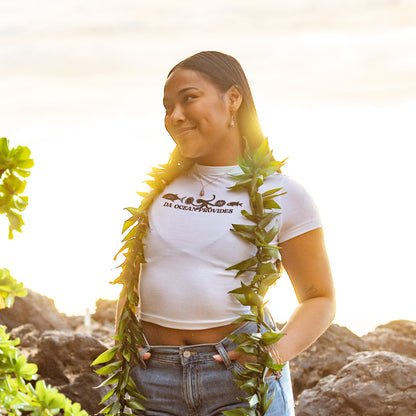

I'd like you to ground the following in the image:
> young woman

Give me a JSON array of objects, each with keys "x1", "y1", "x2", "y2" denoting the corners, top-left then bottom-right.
[{"x1": 117, "y1": 51, "x2": 335, "y2": 416}]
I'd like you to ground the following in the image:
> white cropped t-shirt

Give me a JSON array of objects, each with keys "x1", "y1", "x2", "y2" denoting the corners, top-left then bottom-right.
[{"x1": 139, "y1": 164, "x2": 322, "y2": 329}]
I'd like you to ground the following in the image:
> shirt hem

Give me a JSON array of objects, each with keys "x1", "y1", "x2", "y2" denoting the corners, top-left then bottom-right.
[
  {"x1": 139, "y1": 314, "x2": 241, "y2": 330},
  {"x1": 278, "y1": 220, "x2": 322, "y2": 243}
]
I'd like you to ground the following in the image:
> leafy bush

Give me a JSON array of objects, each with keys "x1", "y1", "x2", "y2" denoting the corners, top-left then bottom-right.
[
  {"x1": 0, "y1": 323, "x2": 88, "y2": 416},
  {"x1": 1, "y1": 137, "x2": 89, "y2": 415},
  {"x1": 0, "y1": 137, "x2": 34, "y2": 239}
]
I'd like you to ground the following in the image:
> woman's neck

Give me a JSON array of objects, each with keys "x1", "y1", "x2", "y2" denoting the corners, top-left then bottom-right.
[{"x1": 194, "y1": 135, "x2": 243, "y2": 166}]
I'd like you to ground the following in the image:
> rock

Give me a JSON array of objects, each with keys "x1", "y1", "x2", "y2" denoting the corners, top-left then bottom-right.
[
  {"x1": 92, "y1": 298, "x2": 117, "y2": 325},
  {"x1": 362, "y1": 319, "x2": 416, "y2": 359},
  {"x1": 67, "y1": 315, "x2": 84, "y2": 330},
  {"x1": 296, "y1": 351, "x2": 416, "y2": 416},
  {"x1": 0, "y1": 289, "x2": 72, "y2": 332},
  {"x1": 289, "y1": 324, "x2": 368, "y2": 399},
  {"x1": 9, "y1": 323, "x2": 40, "y2": 348},
  {"x1": 28, "y1": 330, "x2": 111, "y2": 415},
  {"x1": 59, "y1": 371, "x2": 109, "y2": 415}
]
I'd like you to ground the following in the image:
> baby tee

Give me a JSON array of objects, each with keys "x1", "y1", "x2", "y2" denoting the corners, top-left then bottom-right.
[{"x1": 139, "y1": 164, "x2": 322, "y2": 329}]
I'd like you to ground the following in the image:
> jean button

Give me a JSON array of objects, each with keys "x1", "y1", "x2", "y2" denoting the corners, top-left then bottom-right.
[{"x1": 183, "y1": 350, "x2": 191, "y2": 358}]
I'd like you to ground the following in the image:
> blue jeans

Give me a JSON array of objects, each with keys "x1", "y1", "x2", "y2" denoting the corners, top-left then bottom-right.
[{"x1": 131, "y1": 319, "x2": 295, "y2": 416}]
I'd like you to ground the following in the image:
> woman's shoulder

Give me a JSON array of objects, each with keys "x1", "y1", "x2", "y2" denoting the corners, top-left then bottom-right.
[
  {"x1": 263, "y1": 172, "x2": 310, "y2": 197},
  {"x1": 265, "y1": 173, "x2": 322, "y2": 242}
]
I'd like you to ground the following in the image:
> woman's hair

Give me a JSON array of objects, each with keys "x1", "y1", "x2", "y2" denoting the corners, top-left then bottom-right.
[
  {"x1": 159, "y1": 51, "x2": 268, "y2": 189},
  {"x1": 168, "y1": 51, "x2": 265, "y2": 153}
]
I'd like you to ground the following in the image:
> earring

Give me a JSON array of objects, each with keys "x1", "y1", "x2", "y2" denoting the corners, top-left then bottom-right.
[{"x1": 230, "y1": 113, "x2": 235, "y2": 128}]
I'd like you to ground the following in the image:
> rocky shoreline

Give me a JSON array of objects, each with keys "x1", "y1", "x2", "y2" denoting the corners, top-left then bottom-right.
[{"x1": 1, "y1": 290, "x2": 415, "y2": 415}]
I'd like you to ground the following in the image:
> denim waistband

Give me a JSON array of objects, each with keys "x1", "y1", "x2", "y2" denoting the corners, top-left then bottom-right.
[{"x1": 140, "y1": 310, "x2": 278, "y2": 368}]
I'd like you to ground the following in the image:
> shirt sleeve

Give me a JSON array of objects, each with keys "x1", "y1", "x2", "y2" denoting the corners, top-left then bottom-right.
[{"x1": 275, "y1": 175, "x2": 322, "y2": 243}]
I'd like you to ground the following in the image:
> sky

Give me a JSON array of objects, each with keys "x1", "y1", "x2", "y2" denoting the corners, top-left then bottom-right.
[{"x1": 1, "y1": 0, "x2": 415, "y2": 335}]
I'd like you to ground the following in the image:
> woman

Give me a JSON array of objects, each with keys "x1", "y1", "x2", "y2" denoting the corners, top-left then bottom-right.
[{"x1": 116, "y1": 51, "x2": 335, "y2": 416}]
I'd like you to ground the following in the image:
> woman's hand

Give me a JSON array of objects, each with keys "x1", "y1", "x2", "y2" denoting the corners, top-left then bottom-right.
[
  {"x1": 212, "y1": 350, "x2": 256, "y2": 366},
  {"x1": 114, "y1": 342, "x2": 151, "y2": 361},
  {"x1": 139, "y1": 346, "x2": 151, "y2": 361},
  {"x1": 212, "y1": 345, "x2": 284, "y2": 377}
]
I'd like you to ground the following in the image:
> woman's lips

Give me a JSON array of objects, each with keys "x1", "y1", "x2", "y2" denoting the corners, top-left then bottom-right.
[{"x1": 174, "y1": 126, "x2": 195, "y2": 137}]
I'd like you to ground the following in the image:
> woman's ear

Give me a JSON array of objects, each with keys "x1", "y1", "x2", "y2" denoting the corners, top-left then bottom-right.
[{"x1": 226, "y1": 85, "x2": 243, "y2": 112}]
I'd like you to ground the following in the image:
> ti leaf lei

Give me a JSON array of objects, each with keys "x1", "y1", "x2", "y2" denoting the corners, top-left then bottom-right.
[{"x1": 92, "y1": 138, "x2": 286, "y2": 416}]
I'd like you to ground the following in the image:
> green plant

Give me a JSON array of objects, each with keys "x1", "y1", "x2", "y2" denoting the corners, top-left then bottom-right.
[
  {"x1": 0, "y1": 137, "x2": 34, "y2": 239},
  {"x1": 0, "y1": 268, "x2": 27, "y2": 309},
  {"x1": 93, "y1": 138, "x2": 286, "y2": 415},
  {"x1": 221, "y1": 139, "x2": 286, "y2": 416},
  {"x1": 0, "y1": 323, "x2": 89, "y2": 416},
  {"x1": 0, "y1": 137, "x2": 89, "y2": 415}
]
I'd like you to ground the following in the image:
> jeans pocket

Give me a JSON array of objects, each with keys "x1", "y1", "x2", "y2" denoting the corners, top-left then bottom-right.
[{"x1": 265, "y1": 378, "x2": 289, "y2": 416}]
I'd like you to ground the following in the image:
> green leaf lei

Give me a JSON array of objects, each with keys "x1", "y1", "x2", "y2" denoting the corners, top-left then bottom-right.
[{"x1": 92, "y1": 138, "x2": 286, "y2": 416}]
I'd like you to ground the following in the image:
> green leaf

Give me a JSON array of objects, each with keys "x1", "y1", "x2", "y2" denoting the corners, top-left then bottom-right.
[
  {"x1": 261, "y1": 331, "x2": 285, "y2": 346},
  {"x1": 94, "y1": 372, "x2": 120, "y2": 388},
  {"x1": 229, "y1": 284, "x2": 263, "y2": 307},
  {"x1": 264, "y1": 394, "x2": 275, "y2": 413},
  {"x1": 94, "y1": 361, "x2": 122, "y2": 376},
  {"x1": 231, "y1": 314, "x2": 258, "y2": 324},
  {"x1": 261, "y1": 187, "x2": 284, "y2": 198},
  {"x1": 223, "y1": 407, "x2": 256, "y2": 416},
  {"x1": 264, "y1": 221, "x2": 279, "y2": 244},
  {"x1": 247, "y1": 393, "x2": 259, "y2": 407},
  {"x1": 244, "y1": 362, "x2": 263, "y2": 373},
  {"x1": 260, "y1": 246, "x2": 280, "y2": 259},
  {"x1": 99, "y1": 388, "x2": 116, "y2": 405},
  {"x1": 263, "y1": 199, "x2": 280, "y2": 210},
  {"x1": 230, "y1": 229, "x2": 257, "y2": 244},
  {"x1": 235, "y1": 345, "x2": 258, "y2": 356},
  {"x1": 226, "y1": 256, "x2": 257, "y2": 272},
  {"x1": 125, "y1": 386, "x2": 147, "y2": 401},
  {"x1": 126, "y1": 400, "x2": 146, "y2": 411},
  {"x1": 100, "y1": 402, "x2": 114, "y2": 415},
  {"x1": 231, "y1": 224, "x2": 257, "y2": 233},
  {"x1": 91, "y1": 346, "x2": 120, "y2": 366},
  {"x1": 257, "y1": 211, "x2": 278, "y2": 228},
  {"x1": 240, "y1": 209, "x2": 256, "y2": 222}
]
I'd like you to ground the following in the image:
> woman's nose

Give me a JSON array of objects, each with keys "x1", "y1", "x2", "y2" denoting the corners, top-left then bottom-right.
[{"x1": 169, "y1": 105, "x2": 185, "y2": 124}]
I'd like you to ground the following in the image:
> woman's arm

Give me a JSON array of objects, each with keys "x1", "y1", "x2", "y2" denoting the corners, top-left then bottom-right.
[
  {"x1": 273, "y1": 226, "x2": 335, "y2": 362},
  {"x1": 214, "y1": 226, "x2": 335, "y2": 364}
]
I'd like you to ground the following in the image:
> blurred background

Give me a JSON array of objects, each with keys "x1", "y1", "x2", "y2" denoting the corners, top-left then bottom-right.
[{"x1": 1, "y1": 0, "x2": 415, "y2": 335}]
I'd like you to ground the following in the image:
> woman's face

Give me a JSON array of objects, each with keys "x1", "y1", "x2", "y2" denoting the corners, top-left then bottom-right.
[{"x1": 163, "y1": 68, "x2": 241, "y2": 165}]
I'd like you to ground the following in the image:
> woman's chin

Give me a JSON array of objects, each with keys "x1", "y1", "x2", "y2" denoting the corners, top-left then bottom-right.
[{"x1": 177, "y1": 145, "x2": 201, "y2": 160}]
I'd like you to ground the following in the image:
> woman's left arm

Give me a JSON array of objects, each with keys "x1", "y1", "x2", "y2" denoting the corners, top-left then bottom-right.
[
  {"x1": 274, "y1": 226, "x2": 336, "y2": 362},
  {"x1": 214, "y1": 226, "x2": 335, "y2": 365}
]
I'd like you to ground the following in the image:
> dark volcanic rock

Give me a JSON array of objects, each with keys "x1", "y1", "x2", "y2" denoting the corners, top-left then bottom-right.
[
  {"x1": 6, "y1": 288, "x2": 415, "y2": 415},
  {"x1": 10, "y1": 323, "x2": 40, "y2": 348},
  {"x1": 296, "y1": 351, "x2": 416, "y2": 416},
  {"x1": 290, "y1": 324, "x2": 367, "y2": 399},
  {"x1": 59, "y1": 371, "x2": 108, "y2": 415},
  {"x1": 362, "y1": 319, "x2": 416, "y2": 359},
  {"x1": 28, "y1": 330, "x2": 110, "y2": 415},
  {"x1": 92, "y1": 298, "x2": 117, "y2": 325},
  {"x1": 0, "y1": 289, "x2": 71, "y2": 332}
]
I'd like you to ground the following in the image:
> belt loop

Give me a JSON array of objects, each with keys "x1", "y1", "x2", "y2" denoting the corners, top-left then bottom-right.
[
  {"x1": 138, "y1": 332, "x2": 151, "y2": 369},
  {"x1": 215, "y1": 342, "x2": 233, "y2": 370}
]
